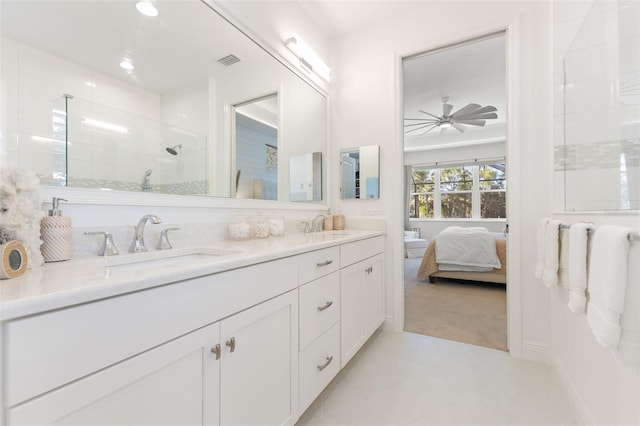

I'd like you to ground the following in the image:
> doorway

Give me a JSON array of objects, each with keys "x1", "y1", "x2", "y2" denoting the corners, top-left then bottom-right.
[{"x1": 401, "y1": 32, "x2": 509, "y2": 351}]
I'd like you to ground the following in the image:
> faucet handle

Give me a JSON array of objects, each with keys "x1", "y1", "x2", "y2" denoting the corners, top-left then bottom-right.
[
  {"x1": 301, "y1": 222, "x2": 311, "y2": 233},
  {"x1": 156, "y1": 227, "x2": 180, "y2": 250},
  {"x1": 84, "y1": 231, "x2": 119, "y2": 256}
]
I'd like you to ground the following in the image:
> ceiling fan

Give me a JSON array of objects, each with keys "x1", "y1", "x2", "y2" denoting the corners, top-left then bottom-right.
[{"x1": 405, "y1": 97, "x2": 498, "y2": 135}]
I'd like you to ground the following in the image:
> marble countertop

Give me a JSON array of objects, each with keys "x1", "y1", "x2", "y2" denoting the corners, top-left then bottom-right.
[{"x1": 0, "y1": 230, "x2": 384, "y2": 321}]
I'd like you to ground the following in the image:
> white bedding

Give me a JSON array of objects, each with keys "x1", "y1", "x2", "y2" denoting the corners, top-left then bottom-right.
[{"x1": 435, "y1": 227, "x2": 501, "y2": 270}]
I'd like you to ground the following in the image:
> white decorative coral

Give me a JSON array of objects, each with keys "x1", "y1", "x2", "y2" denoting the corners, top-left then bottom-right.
[{"x1": 0, "y1": 168, "x2": 44, "y2": 267}]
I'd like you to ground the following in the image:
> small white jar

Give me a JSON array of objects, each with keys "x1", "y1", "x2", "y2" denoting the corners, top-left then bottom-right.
[
  {"x1": 268, "y1": 215, "x2": 285, "y2": 237},
  {"x1": 228, "y1": 216, "x2": 251, "y2": 241},
  {"x1": 249, "y1": 215, "x2": 270, "y2": 239}
]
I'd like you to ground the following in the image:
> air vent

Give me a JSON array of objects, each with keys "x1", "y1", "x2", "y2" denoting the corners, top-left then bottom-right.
[{"x1": 218, "y1": 54, "x2": 240, "y2": 66}]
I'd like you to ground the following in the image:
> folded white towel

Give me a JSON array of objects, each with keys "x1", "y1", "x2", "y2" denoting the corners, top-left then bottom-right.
[
  {"x1": 534, "y1": 218, "x2": 550, "y2": 279},
  {"x1": 586, "y1": 225, "x2": 632, "y2": 348},
  {"x1": 567, "y1": 223, "x2": 591, "y2": 314},
  {"x1": 542, "y1": 220, "x2": 561, "y2": 288}
]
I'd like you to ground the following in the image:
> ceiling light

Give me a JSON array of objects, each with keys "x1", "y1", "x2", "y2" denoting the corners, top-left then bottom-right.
[
  {"x1": 284, "y1": 35, "x2": 330, "y2": 82},
  {"x1": 85, "y1": 81, "x2": 96, "y2": 87},
  {"x1": 135, "y1": 1, "x2": 158, "y2": 17},
  {"x1": 119, "y1": 60, "x2": 134, "y2": 71},
  {"x1": 82, "y1": 117, "x2": 129, "y2": 134}
]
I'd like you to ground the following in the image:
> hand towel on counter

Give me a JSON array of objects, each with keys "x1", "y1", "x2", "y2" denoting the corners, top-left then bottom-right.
[
  {"x1": 534, "y1": 218, "x2": 550, "y2": 279},
  {"x1": 542, "y1": 220, "x2": 562, "y2": 288},
  {"x1": 586, "y1": 225, "x2": 632, "y2": 349},
  {"x1": 567, "y1": 223, "x2": 592, "y2": 314}
]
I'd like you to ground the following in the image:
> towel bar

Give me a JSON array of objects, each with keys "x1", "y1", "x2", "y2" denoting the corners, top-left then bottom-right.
[{"x1": 558, "y1": 224, "x2": 639, "y2": 242}]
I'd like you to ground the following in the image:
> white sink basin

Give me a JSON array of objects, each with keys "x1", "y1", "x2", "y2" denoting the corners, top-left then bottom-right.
[{"x1": 100, "y1": 247, "x2": 244, "y2": 275}]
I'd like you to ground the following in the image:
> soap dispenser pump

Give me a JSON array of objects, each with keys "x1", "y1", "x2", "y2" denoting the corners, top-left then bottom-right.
[{"x1": 40, "y1": 197, "x2": 72, "y2": 262}]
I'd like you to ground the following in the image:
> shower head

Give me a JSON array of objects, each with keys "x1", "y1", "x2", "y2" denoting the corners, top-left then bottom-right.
[{"x1": 166, "y1": 144, "x2": 182, "y2": 155}]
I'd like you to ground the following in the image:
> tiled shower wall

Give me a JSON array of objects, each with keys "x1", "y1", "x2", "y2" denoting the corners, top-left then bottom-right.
[
  {"x1": 553, "y1": 0, "x2": 640, "y2": 211},
  {"x1": 1, "y1": 36, "x2": 208, "y2": 194}
]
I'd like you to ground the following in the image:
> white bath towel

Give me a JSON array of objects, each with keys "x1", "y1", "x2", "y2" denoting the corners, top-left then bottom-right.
[
  {"x1": 567, "y1": 223, "x2": 591, "y2": 314},
  {"x1": 586, "y1": 225, "x2": 632, "y2": 349},
  {"x1": 542, "y1": 220, "x2": 561, "y2": 288},
  {"x1": 534, "y1": 218, "x2": 550, "y2": 279}
]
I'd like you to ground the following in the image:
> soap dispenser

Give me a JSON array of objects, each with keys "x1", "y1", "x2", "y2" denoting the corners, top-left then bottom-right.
[{"x1": 40, "y1": 197, "x2": 72, "y2": 262}]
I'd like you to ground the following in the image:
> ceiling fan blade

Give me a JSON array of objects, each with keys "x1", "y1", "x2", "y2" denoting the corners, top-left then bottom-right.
[
  {"x1": 454, "y1": 119, "x2": 487, "y2": 127},
  {"x1": 452, "y1": 105, "x2": 497, "y2": 118},
  {"x1": 405, "y1": 123, "x2": 439, "y2": 134},
  {"x1": 454, "y1": 112, "x2": 497, "y2": 121},
  {"x1": 449, "y1": 103, "x2": 481, "y2": 118},
  {"x1": 404, "y1": 120, "x2": 438, "y2": 128},
  {"x1": 442, "y1": 103, "x2": 453, "y2": 117},
  {"x1": 405, "y1": 117, "x2": 439, "y2": 121},
  {"x1": 451, "y1": 123, "x2": 467, "y2": 133},
  {"x1": 418, "y1": 110, "x2": 443, "y2": 120}
]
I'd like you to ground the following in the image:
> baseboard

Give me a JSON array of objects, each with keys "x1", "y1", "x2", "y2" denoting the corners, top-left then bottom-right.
[
  {"x1": 521, "y1": 341, "x2": 550, "y2": 364},
  {"x1": 549, "y1": 350, "x2": 594, "y2": 426}
]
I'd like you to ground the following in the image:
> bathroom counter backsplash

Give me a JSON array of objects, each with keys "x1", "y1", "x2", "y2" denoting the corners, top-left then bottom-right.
[{"x1": 0, "y1": 227, "x2": 385, "y2": 321}]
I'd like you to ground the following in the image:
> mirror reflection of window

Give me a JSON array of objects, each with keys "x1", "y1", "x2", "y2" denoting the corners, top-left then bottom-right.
[{"x1": 233, "y1": 94, "x2": 278, "y2": 200}]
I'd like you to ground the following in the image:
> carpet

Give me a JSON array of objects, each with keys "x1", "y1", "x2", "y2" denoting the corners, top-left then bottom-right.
[{"x1": 404, "y1": 257, "x2": 508, "y2": 351}]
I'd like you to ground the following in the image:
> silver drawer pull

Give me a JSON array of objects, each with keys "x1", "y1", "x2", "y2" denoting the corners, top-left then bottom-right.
[
  {"x1": 226, "y1": 337, "x2": 236, "y2": 353},
  {"x1": 316, "y1": 260, "x2": 333, "y2": 267},
  {"x1": 317, "y1": 301, "x2": 333, "y2": 312},
  {"x1": 211, "y1": 344, "x2": 221, "y2": 360},
  {"x1": 317, "y1": 356, "x2": 333, "y2": 371}
]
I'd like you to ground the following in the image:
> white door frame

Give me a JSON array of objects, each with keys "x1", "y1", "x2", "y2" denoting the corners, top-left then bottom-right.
[{"x1": 392, "y1": 18, "x2": 523, "y2": 358}]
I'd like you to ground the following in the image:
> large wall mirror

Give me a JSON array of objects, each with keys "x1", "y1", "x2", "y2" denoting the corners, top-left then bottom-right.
[{"x1": 0, "y1": 0, "x2": 326, "y2": 204}]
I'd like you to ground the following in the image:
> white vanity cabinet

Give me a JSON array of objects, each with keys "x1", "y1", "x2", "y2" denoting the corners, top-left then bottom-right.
[
  {"x1": 1, "y1": 232, "x2": 386, "y2": 426},
  {"x1": 340, "y1": 236, "x2": 385, "y2": 367}
]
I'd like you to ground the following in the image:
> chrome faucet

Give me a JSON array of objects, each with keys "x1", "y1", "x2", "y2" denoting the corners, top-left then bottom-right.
[
  {"x1": 311, "y1": 215, "x2": 326, "y2": 232},
  {"x1": 129, "y1": 214, "x2": 162, "y2": 253}
]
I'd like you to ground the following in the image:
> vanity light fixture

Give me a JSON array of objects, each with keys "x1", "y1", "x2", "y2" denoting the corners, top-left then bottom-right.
[
  {"x1": 119, "y1": 60, "x2": 134, "y2": 72},
  {"x1": 284, "y1": 35, "x2": 330, "y2": 82},
  {"x1": 82, "y1": 117, "x2": 129, "y2": 134},
  {"x1": 135, "y1": 0, "x2": 158, "y2": 17}
]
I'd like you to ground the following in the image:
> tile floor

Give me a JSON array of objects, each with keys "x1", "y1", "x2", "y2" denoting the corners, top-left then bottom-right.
[{"x1": 296, "y1": 331, "x2": 578, "y2": 426}]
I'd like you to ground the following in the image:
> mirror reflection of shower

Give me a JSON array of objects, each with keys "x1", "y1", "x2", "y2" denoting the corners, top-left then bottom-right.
[
  {"x1": 166, "y1": 144, "x2": 182, "y2": 155},
  {"x1": 142, "y1": 169, "x2": 153, "y2": 192}
]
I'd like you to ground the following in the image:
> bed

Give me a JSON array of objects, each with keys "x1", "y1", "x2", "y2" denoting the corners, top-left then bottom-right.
[{"x1": 416, "y1": 227, "x2": 507, "y2": 284}]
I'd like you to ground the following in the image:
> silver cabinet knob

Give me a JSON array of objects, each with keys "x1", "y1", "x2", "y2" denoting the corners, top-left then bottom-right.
[
  {"x1": 211, "y1": 344, "x2": 221, "y2": 360},
  {"x1": 226, "y1": 337, "x2": 236, "y2": 353}
]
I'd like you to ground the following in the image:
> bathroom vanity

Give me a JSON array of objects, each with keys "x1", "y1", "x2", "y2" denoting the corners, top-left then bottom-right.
[{"x1": 0, "y1": 231, "x2": 385, "y2": 425}]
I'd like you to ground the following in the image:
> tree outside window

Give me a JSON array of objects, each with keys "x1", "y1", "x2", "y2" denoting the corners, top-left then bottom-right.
[{"x1": 410, "y1": 163, "x2": 506, "y2": 219}]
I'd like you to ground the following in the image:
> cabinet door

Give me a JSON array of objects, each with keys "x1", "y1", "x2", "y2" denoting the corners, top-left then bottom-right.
[
  {"x1": 340, "y1": 253, "x2": 385, "y2": 368},
  {"x1": 364, "y1": 253, "x2": 385, "y2": 337},
  {"x1": 8, "y1": 323, "x2": 221, "y2": 426},
  {"x1": 340, "y1": 260, "x2": 366, "y2": 368},
  {"x1": 220, "y1": 290, "x2": 299, "y2": 426}
]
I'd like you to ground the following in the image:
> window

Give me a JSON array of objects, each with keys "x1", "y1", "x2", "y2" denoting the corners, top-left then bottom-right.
[{"x1": 410, "y1": 163, "x2": 506, "y2": 219}]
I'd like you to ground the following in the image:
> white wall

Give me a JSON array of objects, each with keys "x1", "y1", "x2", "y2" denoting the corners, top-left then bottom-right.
[{"x1": 329, "y1": 1, "x2": 553, "y2": 357}]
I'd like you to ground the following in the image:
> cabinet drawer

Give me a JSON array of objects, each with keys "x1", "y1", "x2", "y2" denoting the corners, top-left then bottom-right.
[
  {"x1": 299, "y1": 322, "x2": 340, "y2": 414},
  {"x1": 340, "y1": 236, "x2": 384, "y2": 268},
  {"x1": 5, "y1": 256, "x2": 297, "y2": 407},
  {"x1": 299, "y1": 272, "x2": 340, "y2": 350},
  {"x1": 298, "y1": 246, "x2": 340, "y2": 284}
]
